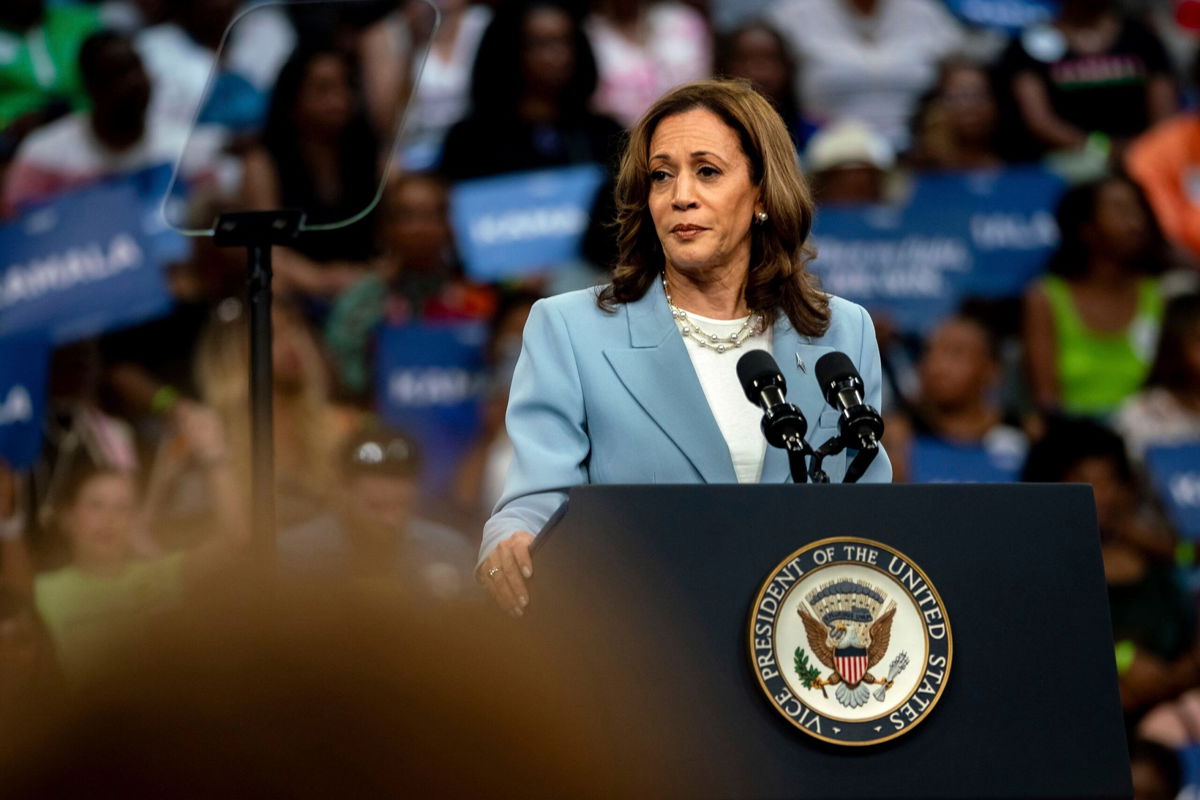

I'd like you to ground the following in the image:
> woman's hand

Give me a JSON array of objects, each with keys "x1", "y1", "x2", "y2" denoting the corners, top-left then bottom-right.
[{"x1": 477, "y1": 531, "x2": 535, "y2": 617}]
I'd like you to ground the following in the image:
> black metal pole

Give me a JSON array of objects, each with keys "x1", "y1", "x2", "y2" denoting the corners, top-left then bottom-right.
[
  {"x1": 248, "y1": 242, "x2": 275, "y2": 560},
  {"x1": 213, "y1": 209, "x2": 303, "y2": 564}
]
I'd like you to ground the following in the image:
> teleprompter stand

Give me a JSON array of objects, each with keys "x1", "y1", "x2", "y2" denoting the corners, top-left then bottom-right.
[
  {"x1": 213, "y1": 209, "x2": 304, "y2": 559},
  {"x1": 523, "y1": 484, "x2": 1131, "y2": 799}
]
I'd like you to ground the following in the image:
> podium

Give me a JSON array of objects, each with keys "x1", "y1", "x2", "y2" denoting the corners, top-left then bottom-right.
[{"x1": 524, "y1": 484, "x2": 1131, "y2": 799}]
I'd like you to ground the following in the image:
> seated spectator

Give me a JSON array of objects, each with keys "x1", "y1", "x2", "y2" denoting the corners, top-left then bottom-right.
[
  {"x1": 766, "y1": 0, "x2": 965, "y2": 151},
  {"x1": 1000, "y1": 0, "x2": 1176, "y2": 156},
  {"x1": 194, "y1": 299, "x2": 359, "y2": 531},
  {"x1": 3, "y1": 30, "x2": 226, "y2": 214},
  {"x1": 438, "y1": 0, "x2": 623, "y2": 182},
  {"x1": 1129, "y1": 738, "x2": 1184, "y2": 800},
  {"x1": 804, "y1": 119, "x2": 896, "y2": 206},
  {"x1": 1126, "y1": 52, "x2": 1200, "y2": 263},
  {"x1": 1021, "y1": 418, "x2": 1199, "y2": 726},
  {"x1": 363, "y1": 0, "x2": 492, "y2": 170},
  {"x1": 907, "y1": 59, "x2": 1006, "y2": 171},
  {"x1": 1117, "y1": 292, "x2": 1200, "y2": 460},
  {"x1": 23, "y1": 410, "x2": 247, "y2": 679},
  {"x1": 716, "y1": 21, "x2": 814, "y2": 153},
  {"x1": 135, "y1": 0, "x2": 284, "y2": 134},
  {"x1": 241, "y1": 47, "x2": 380, "y2": 301},
  {"x1": 278, "y1": 424, "x2": 476, "y2": 602},
  {"x1": 883, "y1": 310, "x2": 1027, "y2": 483},
  {"x1": 0, "y1": 0, "x2": 100, "y2": 132},
  {"x1": 1023, "y1": 174, "x2": 1166, "y2": 419},
  {"x1": 585, "y1": 0, "x2": 712, "y2": 129},
  {"x1": 324, "y1": 172, "x2": 496, "y2": 403}
]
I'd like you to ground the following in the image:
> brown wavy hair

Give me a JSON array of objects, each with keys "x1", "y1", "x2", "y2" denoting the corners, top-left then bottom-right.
[{"x1": 597, "y1": 79, "x2": 829, "y2": 337}]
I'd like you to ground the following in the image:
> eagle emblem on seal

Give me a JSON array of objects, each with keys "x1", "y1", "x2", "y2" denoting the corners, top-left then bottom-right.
[{"x1": 797, "y1": 579, "x2": 907, "y2": 709}]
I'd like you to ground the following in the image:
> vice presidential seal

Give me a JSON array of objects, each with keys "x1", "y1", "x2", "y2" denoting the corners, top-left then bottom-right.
[{"x1": 748, "y1": 537, "x2": 952, "y2": 746}]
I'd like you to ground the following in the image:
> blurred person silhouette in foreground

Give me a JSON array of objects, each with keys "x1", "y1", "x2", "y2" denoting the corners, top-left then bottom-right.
[
  {"x1": 1023, "y1": 174, "x2": 1167, "y2": 420},
  {"x1": 1116, "y1": 292, "x2": 1200, "y2": 460},
  {"x1": 278, "y1": 424, "x2": 476, "y2": 603},
  {"x1": 0, "y1": 577, "x2": 683, "y2": 797},
  {"x1": 438, "y1": 0, "x2": 623, "y2": 182}
]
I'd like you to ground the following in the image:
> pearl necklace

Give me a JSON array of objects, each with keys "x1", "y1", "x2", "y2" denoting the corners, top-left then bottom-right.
[{"x1": 662, "y1": 275, "x2": 763, "y2": 354}]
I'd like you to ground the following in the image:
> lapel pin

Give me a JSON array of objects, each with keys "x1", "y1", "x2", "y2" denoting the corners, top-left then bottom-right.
[{"x1": 795, "y1": 354, "x2": 806, "y2": 373}]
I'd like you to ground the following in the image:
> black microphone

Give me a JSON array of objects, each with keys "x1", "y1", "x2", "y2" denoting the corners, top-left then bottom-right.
[
  {"x1": 814, "y1": 352, "x2": 884, "y2": 449},
  {"x1": 736, "y1": 350, "x2": 808, "y2": 450}
]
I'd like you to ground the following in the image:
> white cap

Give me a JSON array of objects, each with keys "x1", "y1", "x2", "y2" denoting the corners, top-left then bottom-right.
[{"x1": 804, "y1": 120, "x2": 895, "y2": 173}]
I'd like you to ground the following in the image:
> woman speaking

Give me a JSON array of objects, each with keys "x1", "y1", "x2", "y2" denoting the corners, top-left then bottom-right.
[{"x1": 479, "y1": 80, "x2": 892, "y2": 614}]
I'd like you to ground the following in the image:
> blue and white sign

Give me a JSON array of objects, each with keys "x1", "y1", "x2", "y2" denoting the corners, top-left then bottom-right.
[
  {"x1": 810, "y1": 167, "x2": 1064, "y2": 334},
  {"x1": 1144, "y1": 442, "x2": 1200, "y2": 540},
  {"x1": 0, "y1": 333, "x2": 50, "y2": 470},
  {"x1": 375, "y1": 321, "x2": 489, "y2": 496},
  {"x1": 910, "y1": 435, "x2": 1025, "y2": 484},
  {"x1": 0, "y1": 167, "x2": 181, "y2": 343},
  {"x1": 944, "y1": 0, "x2": 1058, "y2": 32},
  {"x1": 451, "y1": 164, "x2": 606, "y2": 281}
]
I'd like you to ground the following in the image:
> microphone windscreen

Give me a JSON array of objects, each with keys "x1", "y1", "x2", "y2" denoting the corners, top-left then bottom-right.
[
  {"x1": 814, "y1": 352, "x2": 859, "y2": 401},
  {"x1": 736, "y1": 349, "x2": 784, "y2": 403}
]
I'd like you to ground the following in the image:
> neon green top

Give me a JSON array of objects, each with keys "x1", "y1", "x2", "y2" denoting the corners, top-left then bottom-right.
[
  {"x1": 0, "y1": 6, "x2": 101, "y2": 129},
  {"x1": 35, "y1": 552, "x2": 185, "y2": 679},
  {"x1": 1042, "y1": 274, "x2": 1163, "y2": 417}
]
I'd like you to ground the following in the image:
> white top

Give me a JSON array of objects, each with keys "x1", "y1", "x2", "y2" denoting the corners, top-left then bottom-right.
[
  {"x1": 394, "y1": 5, "x2": 492, "y2": 169},
  {"x1": 585, "y1": 2, "x2": 712, "y2": 128},
  {"x1": 1115, "y1": 387, "x2": 1200, "y2": 461},
  {"x1": 767, "y1": 0, "x2": 963, "y2": 150},
  {"x1": 677, "y1": 312, "x2": 771, "y2": 483}
]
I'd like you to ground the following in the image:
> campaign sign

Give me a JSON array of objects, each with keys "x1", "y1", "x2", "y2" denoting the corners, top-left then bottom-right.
[
  {"x1": 1144, "y1": 442, "x2": 1200, "y2": 540},
  {"x1": 451, "y1": 164, "x2": 606, "y2": 281},
  {"x1": 910, "y1": 436, "x2": 1025, "y2": 484},
  {"x1": 375, "y1": 321, "x2": 489, "y2": 495},
  {"x1": 0, "y1": 168, "x2": 179, "y2": 343},
  {"x1": 0, "y1": 332, "x2": 50, "y2": 470},
  {"x1": 809, "y1": 167, "x2": 1063, "y2": 334},
  {"x1": 944, "y1": 0, "x2": 1058, "y2": 32}
]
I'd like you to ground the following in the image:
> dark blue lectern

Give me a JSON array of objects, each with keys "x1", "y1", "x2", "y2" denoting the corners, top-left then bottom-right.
[{"x1": 525, "y1": 484, "x2": 1130, "y2": 799}]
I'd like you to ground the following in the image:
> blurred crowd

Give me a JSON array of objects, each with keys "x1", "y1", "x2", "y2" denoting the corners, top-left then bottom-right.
[{"x1": 2, "y1": 0, "x2": 1200, "y2": 794}]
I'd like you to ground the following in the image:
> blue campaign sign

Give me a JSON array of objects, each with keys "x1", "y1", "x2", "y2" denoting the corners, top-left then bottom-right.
[
  {"x1": 375, "y1": 321, "x2": 489, "y2": 496},
  {"x1": 910, "y1": 435, "x2": 1025, "y2": 484},
  {"x1": 809, "y1": 167, "x2": 1063, "y2": 334},
  {"x1": 944, "y1": 0, "x2": 1058, "y2": 32},
  {"x1": 0, "y1": 333, "x2": 50, "y2": 470},
  {"x1": 1144, "y1": 443, "x2": 1200, "y2": 540},
  {"x1": 0, "y1": 167, "x2": 181, "y2": 343},
  {"x1": 450, "y1": 164, "x2": 606, "y2": 281}
]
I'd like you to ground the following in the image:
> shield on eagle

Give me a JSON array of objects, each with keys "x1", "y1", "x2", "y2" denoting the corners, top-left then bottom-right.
[{"x1": 835, "y1": 647, "x2": 869, "y2": 686}]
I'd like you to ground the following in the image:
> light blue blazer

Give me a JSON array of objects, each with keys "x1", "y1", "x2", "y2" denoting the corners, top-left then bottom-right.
[{"x1": 480, "y1": 281, "x2": 892, "y2": 561}]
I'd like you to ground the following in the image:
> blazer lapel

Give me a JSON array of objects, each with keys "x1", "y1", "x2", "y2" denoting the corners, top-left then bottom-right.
[
  {"x1": 760, "y1": 321, "x2": 837, "y2": 483},
  {"x1": 603, "y1": 283, "x2": 736, "y2": 483}
]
